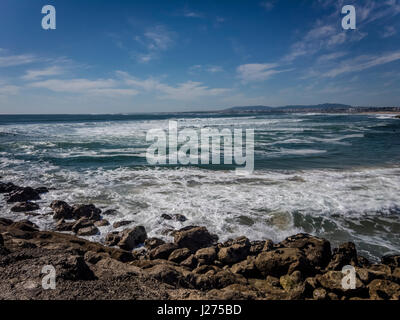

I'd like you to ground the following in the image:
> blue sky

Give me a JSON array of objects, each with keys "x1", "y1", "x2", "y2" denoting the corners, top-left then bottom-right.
[{"x1": 0, "y1": 0, "x2": 399, "y2": 113}]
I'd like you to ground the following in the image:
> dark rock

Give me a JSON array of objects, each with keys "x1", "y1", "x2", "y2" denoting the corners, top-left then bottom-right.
[
  {"x1": 326, "y1": 242, "x2": 358, "y2": 271},
  {"x1": 72, "y1": 218, "x2": 94, "y2": 233},
  {"x1": 313, "y1": 288, "x2": 327, "y2": 300},
  {"x1": 161, "y1": 214, "x2": 172, "y2": 220},
  {"x1": 35, "y1": 187, "x2": 49, "y2": 194},
  {"x1": 77, "y1": 226, "x2": 99, "y2": 236},
  {"x1": 10, "y1": 220, "x2": 39, "y2": 232},
  {"x1": 146, "y1": 264, "x2": 186, "y2": 286},
  {"x1": 249, "y1": 240, "x2": 270, "y2": 255},
  {"x1": 6, "y1": 187, "x2": 40, "y2": 203},
  {"x1": 161, "y1": 213, "x2": 187, "y2": 222},
  {"x1": 169, "y1": 248, "x2": 192, "y2": 263},
  {"x1": 144, "y1": 237, "x2": 165, "y2": 250},
  {"x1": 113, "y1": 220, "x2": 134, "y2": 228},
  {"x1": 280, "y1": 233, "x2": 332, "y2": 270},
  {"x1": 50, "y1": 200, "x2": 73, "y2": 220},
  {"x1": 0, "y1": 182, "x2": 19, "y2": 194},
  {"x1": 57, "y1": 255, "x2": 96, "y2": 281},
  {"x1": 195, "y1": 247, "x2": 217, "y2": 265},
  {"x1": 231, "y1": 256, "x2": 261, "y2": 278},
  {"x1": 368, "y1": 279, "x2": 400, "y2": 300},
  {"x1": 102, "y1": 209, "x2": 117, "y2": 216},
  {"x1": 117, "y1": 226, "x2": 147, "y2": 250},
  {"x1": 55, "y1": 219, "x2": 74, "y2": 232},
  {"x1": 255, "y1": 248, "x2": 309, "y2": 277},
  {"x1": 104, "y1": 232, "x2": 121, "y2": 247},
  {"x1": 11, "y1": 202, "x2": 40, "y2": 212},
  {"x1": 149, "y1": 243, "x2": 178, "y2": 260},
  {"x1": 212, "y1": 270, "x2": 247, "y2": 289},
  {"x1": 72, "y1": 204, "x2": 101, "y2": 221},
  {"x1": 0, "y1": 234, "x2": 3, "y2": 247},
  {"x1": 174, "y1": 226, "x2": 218, "y2": 252},
  {"x1": 218, "y1": 240, "x2": 250, "y2": 265},
  {"x1": 180, "y1": 254, "x2": 198, "y2": 269},
  {"x1": 381, "y1": 255, "x2": 400, "y2": 269}
]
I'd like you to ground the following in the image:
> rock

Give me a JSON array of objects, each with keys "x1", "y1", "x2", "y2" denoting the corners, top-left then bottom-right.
[
  {"x1": 280, "y1": 233, "x2": 332, "y2": 269},
  {"x1": 71, "y1": 218, "x2": 94, "y2": 233},
  {"x1": 55, "y1": 219, "x2": 74, "y2": 232},
  {"x1": 149, "y1": 243, "x2": 178, "y2": 260},
  {"x1": 10, "y1": 202, "x2": 40, "y2": 212},
  {"x1": 255, "y1": 248, "x2": 308, "y2": 277},
  {"x1": 102, "y1": 209, "x2": 117, "y2": 216},
  {"x1": 195, "y1": 247, "x2": 217, "y2": 265},
  {"x1": 0, "y1": 234, "x2": 3, "y2": 247},
  {"x1": 105, "y1": 232, "x2": 121, "y2": 246},
  {"x1": 72, "y1": 204, "x2": 101, "y2": 221},
  {"x1": 313, "y1": 288, "x2": 327, "y2": 300},
  {"x1": 248, "y1": 277, "x2": 289, "y2": 299},
  {"x1": 280, "y1": 271, "x2": 303, "y2": 291},
  {"x1": 77, "y1": 226, "x2": 99, "y2": 236},
  {"x1": 217, "y1": 238, "x2": 250, "y2": 265},
  {"x1": 326, "y1": 242, "x2": 358, "y2": 271},
  {"x1": 249, "y1": 240, "x2": 266, "y2": 255},
  {"x1": 35, "y1": 187, "x2": 49, "y2": 194},
  {"x1": 231, "y1": 256, "x2": 261, "y2": 278},
  {"x1": 93, "y1": 257, "x2": 141, "y2": 279},
  {"x1": 144, "y1": 237, "x2": 165, "y2": 250},
  {"x1": 94, "y1": 219, "x2": 110, "y2": 227},
  {"x1": 10, "y1": 220, "x2": 39, "y2": 232},
  {"x1": 381, "y1": 255, "x2": 400, "y2": 269},
  {"x1": 0, "y1": 182, "x2": 19, "y2": 194},
  {"x1": 180, "y1": 254, "x2": 198, "y2": 269},
  {"x1": 57, "y1": 255, "x2": 96, "y2": 281},
  {"x1": 113, "y1": 220, "x2": 133, "y2": 228},
  {"x1": 174, "y1": 226, "x2": 217, "y2": 252},
  {"x1": 161, "y1": 213, "x2": 187, "y2": 222},
  {"x1": 316, "y1": 270, "x2": 365, "y2": 296},
  {"x1": 161, "y1": 213, "x2": 172, "y2": 220},
  {"x1": 50, "y1": 200, "x2": 73, "y2": 220},
  {"x1": 368, "y1": 279, "x2": 400, "y2": 300},
  {"x1": 146, "y1": 264, "x2": 186, "y2": 286},
  {"x1": 169, "y1": 248, "x2": 192, "y2": 263},
  {"x1": 213, "y1": 270, "x2": 247, "y2": 289},
  {"x1": 6, "y1": 187, "x2": 40, "y2": 203},
  {"x1": 117, "y1": 226, "x2": 147, "y2": 250}
]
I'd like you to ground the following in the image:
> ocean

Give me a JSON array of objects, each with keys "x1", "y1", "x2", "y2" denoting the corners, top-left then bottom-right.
[{"x1": 0, "y1": 112, "x2": 399, "y2": 262}]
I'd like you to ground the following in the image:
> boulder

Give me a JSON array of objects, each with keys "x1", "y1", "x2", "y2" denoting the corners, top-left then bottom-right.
[
  {"x1": 55, "y1": 219, "x2": 74, "y2": 232},
  {"x1": 368, "y1": 279, "x2": 400, "y2": 300},
  {"x1": 94, "y1": 219, "x2": 110, "y2": 227},
  {"x1": 102, "y1": 209, "x2": 117, "y2": 216},
  {"x1": 144, "y1": 237, "x2": 165, "y2": 250},
  {"x1": 149, "y1": 243, "x2": 178, "y2": 260},
  {"x1": 113, "y1": 220, "x2": 134, "y2": 228},
  {"x1": 6, "y1": 187, "x2": 40, "y2": 203},
  {"x1": 313, "y1": 288, "x2": 327, "y2": 300},
  {"x1": 146, "y1": 264, "x2": 186, "y2": 286},
  {"x1": 0, "y1": 182, "x2": 19, "y2": 194},
  {"x1": 72, "y1": 204, "x2": 101, "y2": 221},
  {"x1": 195, "y1": 247, "x2": 217, "y2": 265},
  {"x1": 231, "y1": 256, "x2": 261, "y2": 278},
  {"x1": 57, "y1": 255, "x2": 96, "y2": 281},
  {"x1": 71, "y1": 218, "x2": 94, "y2": 233},
  {"x1": 104, "y1": 232, "x2": 121, "y2": 247},
  {"x1": 169, "y1": 248, "x2": 192, "y2": 263},
  {"x1": 316, "y1": 270, "x2": 365, "y2": 296},
  {"x1": 255, "y1": 248, "x2": 308, "y2": 277},
  {"x1": 77, "y1": 226, "x2": 99, "y2": 236},
  {"x1": 35, "y1": 187, "x2": 49, "y2": 194},
  {"x1": 117, "y1": 226, "x2": 147, "y2": 250},
  {"x1": 180, "y1": 254, "x2": 198, "y2": 269},
  {"x1": 10, "y1": 202, "x2": 40, "y2": 212},
  {"x1": 326, "y1": 242, "x2": 358, "y2": 271},
  {"x1": 212, "y1": 270, "x2": 247, "y2": 289},
  {"x1": 218, "y1": 242, "x2": 250, "y2": 265},
  {"x1": 381, "y1": 255, "x2": 400, "y2": 269},
  {"x1": 0, "y1": 234, "x2": 3, "y2": 247},
  {"x1": 279, "y1": 233, "x2": 332, "y2": 269},
  {"x1": 50, "y1": 200, "x2": 73, "y2": 220},
  {"x1": 174, "y1": 226, "x2": 217, "y2": 252}
]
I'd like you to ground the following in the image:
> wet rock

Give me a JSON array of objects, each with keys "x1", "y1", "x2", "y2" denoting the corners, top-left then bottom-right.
[
  {"x1": 381, "y1": 255, "x2": 400, "y2": 269},
  {"x1": 102, "y1": 209, "x2": 117, "y2": 216},
  {"x1": 280, "y1": 233, "x2": 332, "y2": 270},
  {"x1": 77, "y1": 226, "x2": 99, "y2": 236},
  {"x1": 72, "y1": 204, "x2": 101, "y2": 221},
  {"x1": 255, "y1": 248, "x2": 308, "y2": 277},
  {"x1": 169, "y1": 248, "x2": 191, "y2": 263},
  {"x1": 144, "y1": 237, "x2": 165, "y2": 250},
  {"x1": 0, "y1": 182, "x2": 19, "y2": 194},
  {"x1": 174, "y1": 226, "x2": 218, "y2": 252},
  {"x1": 368, "y1": 279, "x2": 400, "y2": 300},
  {"x1": 0, "y1": 234, "x2": 3, "y2": 247},
  {"x1": 149, "y1": 243, "x2": 178, "y2": 260},
  {"x1": 35, "y1": 187, "x2": 49, "y2": 194},
  {"x1": 50, "y1": 200, "x2": 73, "y2": 220},
  {"x1": 6, "y1": 187, "x2": 40, "y2": 203},
  {"x1": 117, "y1": 226, "x2": 147, "y2": 251},
  {"x1": 113, "y1": 220, "x2": 134, "y2": 228},
  {"x1": 195, "y1": 247, "x2": 217, "y2": 265},
  {"x1": 218, "y1": 242, "x2": 250, "y2": 265},
  {"x1": 316, "y1": 270, "x2": 365, "y2": 296},
  {"x1": 161, "y1": 213, "x2": 172, "y2": 220},
  {"x1": 55, "y1": 219, "x2": 74, "y2": 232},
  {"x1": 173, "y1": 214, "x2": 187, "y2": 222},
  {"x1": 213, "y1": 270, "x2": 247, "y2": 289},
  {"x1": 326, "y1": 242, "x2": 358, "y2": 271},
  {"x1": 104, "y1": 232, "x2": 121, "y2": 247},
  {"x1": 94, "y1": 219, "x2": 110, "y2": 227},
  {"x1": 71, "y1": 218, "x2": 94, "y2": 234},
  {"x1": 11, "y1": 202, "x2": 40, "y2": 212},
  {"x1": 249, "y1": 240, "x2": 265, "y2": 255}
]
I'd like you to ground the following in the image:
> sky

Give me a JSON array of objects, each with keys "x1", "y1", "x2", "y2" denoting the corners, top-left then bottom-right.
[{"x1": 0, "y1": 0, "x2": 399, "y2": 114}]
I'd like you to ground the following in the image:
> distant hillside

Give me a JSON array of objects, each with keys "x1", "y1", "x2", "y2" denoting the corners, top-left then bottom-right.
[{"x1": 221, "y1": 103, "x2": 400, "y2": 114}]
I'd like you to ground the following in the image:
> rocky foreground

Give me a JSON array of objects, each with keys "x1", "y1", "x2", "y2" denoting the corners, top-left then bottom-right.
[{"x1": 1, "y1": 181, "x2": 400, "y2": 300}]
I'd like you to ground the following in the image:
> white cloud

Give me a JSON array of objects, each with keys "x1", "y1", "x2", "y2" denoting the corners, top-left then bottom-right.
[
  {"x1": 0, "y1": 84, "x2": 19, "y2": 95},
  {"x1": 236, "y1": 63, "x2": 283, "y2": 82},
  {"x1": 0, "y1": 54, "x2": 36, "y2": 67},
  {"x1": 260, "y1": 1, "x2": 275, "y2": 11},
  {"x1": 22, "y1": 66, "x2": 64, "y2": 80},
  {"x1": 382, "y1": 25, "x2": 397, "y2": 38}
]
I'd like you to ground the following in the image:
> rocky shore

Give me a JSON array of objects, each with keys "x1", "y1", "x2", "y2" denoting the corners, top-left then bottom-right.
[{"x1": 0, "y1": 181, "x2": 400, "y2": 300}]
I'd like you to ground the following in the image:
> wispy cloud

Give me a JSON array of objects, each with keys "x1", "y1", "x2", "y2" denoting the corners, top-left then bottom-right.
[
  {"x1": 382, "y1": 25, "x2": 397, "y2": 38},
  {"x1": 22, "y1": 66, "x2": 64, "y2": 80},
  {"x1": 260, "y1": 1, "x2": 275, "y2": 11},
  {"x1": 237, "y1": 63, "x2": 285, "y2": 83},
  {"x1": 0, "y1": 52, "x2": 36, "y2": 67},
  {"x1": 189, "y1": 65, "x2": 224, "y2": 74}
]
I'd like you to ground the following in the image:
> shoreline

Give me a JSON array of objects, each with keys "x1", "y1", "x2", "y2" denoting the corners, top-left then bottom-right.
[{"x1": 1, "y1": 180, "x2": 400, "y2": 300}]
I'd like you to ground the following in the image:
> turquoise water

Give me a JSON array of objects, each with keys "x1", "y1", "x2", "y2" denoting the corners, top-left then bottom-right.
[{"x1": 0, "y1": 112, "x2": 400, "y2": 261}]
